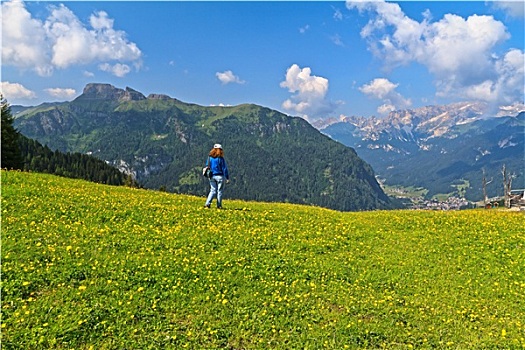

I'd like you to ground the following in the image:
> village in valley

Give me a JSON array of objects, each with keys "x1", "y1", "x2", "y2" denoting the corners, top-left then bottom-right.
[
  {"x1": 410, "y1": 196, "x2": 472, "y2": 210},
  {"x1": 383, "y1": 183, "x2": 525, "y2": 211}
]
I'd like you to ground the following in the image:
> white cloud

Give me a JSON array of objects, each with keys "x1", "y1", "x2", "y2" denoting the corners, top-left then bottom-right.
[
  {"x1": 299, "y1": 24, "x2": 310, "y2": 34},
  {"x1": 377, "y1": 104, "x2": 396, "y2": 115},
  {"x1": 359, "y1": 78, "x2": 398, "y2": 99},
  {"x1": 333, "y1": 7, "x2": 343, "y2": 21},
  {"x1": 491, "y1": 1, "x2": 525, "y2": 18},
  {"x1": 216, "y1": 70, "x2": 245, "y2": 85},
  {"x1": 1, "y1": 1, "x2": 142, "y2": 77},
  {"x1": 1, "y1": 1, "x2": 52, "y2": 76},
  {"x1": 44, "y1": 87, "x2": 77, "y2": 99},
  {"x1": 452, "y1": 49, "x2": 525, "y2": 105},
  {"x1": 331, "y1": 34, "x2": 345, "y2": 47},
  {"x1": 280, "y1": 64, "x2": 337, "y2": 119},
  {"x1": 89, "y1": 9, "x2": 114, "y2": 30},
  {"x1": 359, "y1": 78, "x2": 411, "y2": 114},
  {"x1": 99, "y1": 63, "x2": 131, "y2": 78},
  {"x1": 346, "y1": 0, "x2": 524, "y2": 106},
  {"x1": 0, "y1": 81, "x2": 37, "y2": 100}
]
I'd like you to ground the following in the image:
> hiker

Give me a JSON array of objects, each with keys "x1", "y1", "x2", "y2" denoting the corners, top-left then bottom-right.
[{"x1": 204, "y1": 144, "x2": 230, "y2": 209}]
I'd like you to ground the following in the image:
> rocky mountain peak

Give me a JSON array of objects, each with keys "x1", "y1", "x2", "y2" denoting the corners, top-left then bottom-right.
[
  {"x1": 78, "y1": 83, "x2": 146, "y2": 101},
  {"x1": 318, "y1": 101, "x2": 525, "y2": 139},
  {"x1": 123, "y1": 87, "x2": 146, "y2": 101},
  {"x1": 147, "y1": 94, "x2": 175, "y2": 101}
]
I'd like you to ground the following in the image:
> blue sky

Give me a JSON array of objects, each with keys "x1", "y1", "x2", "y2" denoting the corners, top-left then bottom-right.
[{"x1": 1, "y1": 1, "x2": 524, "y2": 120}]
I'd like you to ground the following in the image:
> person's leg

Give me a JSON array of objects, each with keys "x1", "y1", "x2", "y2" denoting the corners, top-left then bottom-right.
[
  {"x1": 205, "y1": 179, "x2": 218, "y2": 207},
  {"x1": 216, "y1": 176, "x2": 224, "y2": 208}
]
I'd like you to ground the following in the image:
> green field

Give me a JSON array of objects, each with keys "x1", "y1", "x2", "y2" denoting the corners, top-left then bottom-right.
[{"x1": 2, "y1": 171, "x2": 524, "y2": 349}]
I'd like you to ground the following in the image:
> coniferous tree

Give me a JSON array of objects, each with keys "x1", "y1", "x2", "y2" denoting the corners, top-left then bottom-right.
[
  {"x1": 1, "y1": 96, "x2": 23, "y2": 169},
  {"x1": 17, "y1": 135, "x2": 130, "y2": 186}
]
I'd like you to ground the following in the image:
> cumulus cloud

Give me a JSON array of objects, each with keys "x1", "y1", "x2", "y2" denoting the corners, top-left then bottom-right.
[
  {"x1": 1, "y1": 81, "x2": 37, "y2": 100},
  {"x1": 346, "y1": 0, "x2": 524, "y2": 106},
  {"x1": 1, "y1": 1, "x2": 52, "y2": 76},
  {"x1": 451, "y1": 49, "x2": 525, "y2": 105},
  {"x1": 377, "y1": 104, "x2": 396, "y2": 115},
  {"x1": 280, "y1": 64, "x2": 337, "y2": 119},
  {"x1": 216, "y1": 70, "x2": 245, "y2": 85},
  {"x1": 99, "y1": 63, "x2": 132, "y2": 78},
  {"x1": 360, "y1": 78, "x2": 397, "y2": 99},
  {"x1": 44, "y1": 87, "x2": 77, "y2": 99},
  {"x1": 1, "y1": 0, "x2": 142, "y2": 77},
  {"x1": 359, "y1": 78, "x2": 412, "y2": 114}
]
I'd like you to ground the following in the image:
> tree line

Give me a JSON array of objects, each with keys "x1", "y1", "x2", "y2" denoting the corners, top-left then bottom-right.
[{"x1": 1, "y1": 96, "x2": 135, "y2": 187}]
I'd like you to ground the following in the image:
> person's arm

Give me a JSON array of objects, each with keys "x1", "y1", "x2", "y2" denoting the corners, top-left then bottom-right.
[{"x1": 222, "y1": 158, "x2": 229, "y2": 180}]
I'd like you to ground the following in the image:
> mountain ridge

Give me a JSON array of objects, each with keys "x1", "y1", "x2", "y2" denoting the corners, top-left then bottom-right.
[
  {"x1": 15, "y1": 83, "x2": 522, "y2": 203},
  {"x1": 13, "y1": 83, "x2": 393, "y2": 211},
  {"x1": 320, "y1": 102, "x2": 524, "y2": 200}
]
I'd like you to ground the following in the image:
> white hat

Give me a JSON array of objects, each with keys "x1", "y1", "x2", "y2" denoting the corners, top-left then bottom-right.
[{"x1": 213, "y1": 144, "x2": 222, "y2": 149}]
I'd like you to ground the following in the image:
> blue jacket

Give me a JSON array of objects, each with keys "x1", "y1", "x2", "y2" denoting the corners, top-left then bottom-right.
[{"x1": 206, "y1": 156, "x2": 229, "y2": 180}]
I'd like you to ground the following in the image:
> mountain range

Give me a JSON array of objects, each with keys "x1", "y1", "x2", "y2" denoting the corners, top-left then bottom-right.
[
  {"x1": 319, "y1": 102, "x2": 524, "y2": 201},
  {"x1": 12, "y1": 83, "x2": 393, "y2": 212}
]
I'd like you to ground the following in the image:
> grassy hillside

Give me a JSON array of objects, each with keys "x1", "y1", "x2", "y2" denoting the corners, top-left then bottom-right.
[{"x1": 2, "y1": 171, "x2": 524, "y2": 349}]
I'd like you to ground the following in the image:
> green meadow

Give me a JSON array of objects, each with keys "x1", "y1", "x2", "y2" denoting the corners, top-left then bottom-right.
[{"x1": 2, "y1": 171, "x2": 524, "y2": 349}]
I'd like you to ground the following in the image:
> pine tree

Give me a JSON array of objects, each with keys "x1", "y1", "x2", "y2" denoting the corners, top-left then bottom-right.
[{"x1": 1, "y1": 96, "x2": 23, "y2": 169}]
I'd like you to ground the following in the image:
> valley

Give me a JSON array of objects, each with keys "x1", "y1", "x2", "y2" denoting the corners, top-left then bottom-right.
[
  {"x1": 320, "y1": 102, "x2": 524, "y2": 202},
  {"x1": 12, "y1": 83, "x2": 524, "y2": 208}
]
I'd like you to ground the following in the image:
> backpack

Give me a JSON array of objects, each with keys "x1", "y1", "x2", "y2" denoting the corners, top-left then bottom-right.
[{"x1": 202, "y1": 156, "x2": 212, "y2": 178}]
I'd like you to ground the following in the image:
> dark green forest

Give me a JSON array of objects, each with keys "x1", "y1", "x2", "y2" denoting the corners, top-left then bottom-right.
[
  {"x1": 2, "y1": 96, "x2": 131, "y2": 187},
  {"x1": 17, "y1": 136, "x2": 131, "y2": 186}
]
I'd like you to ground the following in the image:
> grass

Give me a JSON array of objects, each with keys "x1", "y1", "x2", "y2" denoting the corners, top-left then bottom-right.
[{"x1": 2, "y1": 171, "x2": 524, "y2": 349}]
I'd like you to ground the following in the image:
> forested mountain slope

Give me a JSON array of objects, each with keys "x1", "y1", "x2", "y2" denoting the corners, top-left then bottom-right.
[
  {"x1": 321, "y1": 103, "x2": 524, "y2": 200},
  {"x1": 14, "y1": 83, "x2": 393, "y2": 211}
]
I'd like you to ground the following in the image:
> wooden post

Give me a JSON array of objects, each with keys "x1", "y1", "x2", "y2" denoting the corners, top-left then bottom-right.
[
  {"x1": 482, "y1": 169, "x2": 492, "y2": 207},
  {"x1": 502, "y1": 164, "x2": 515, "y2": 209}
]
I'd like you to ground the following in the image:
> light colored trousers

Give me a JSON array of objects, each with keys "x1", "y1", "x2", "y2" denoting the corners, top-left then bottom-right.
[{"x1": 205, "y1": 175, "x2": 225, "y2": 208}]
